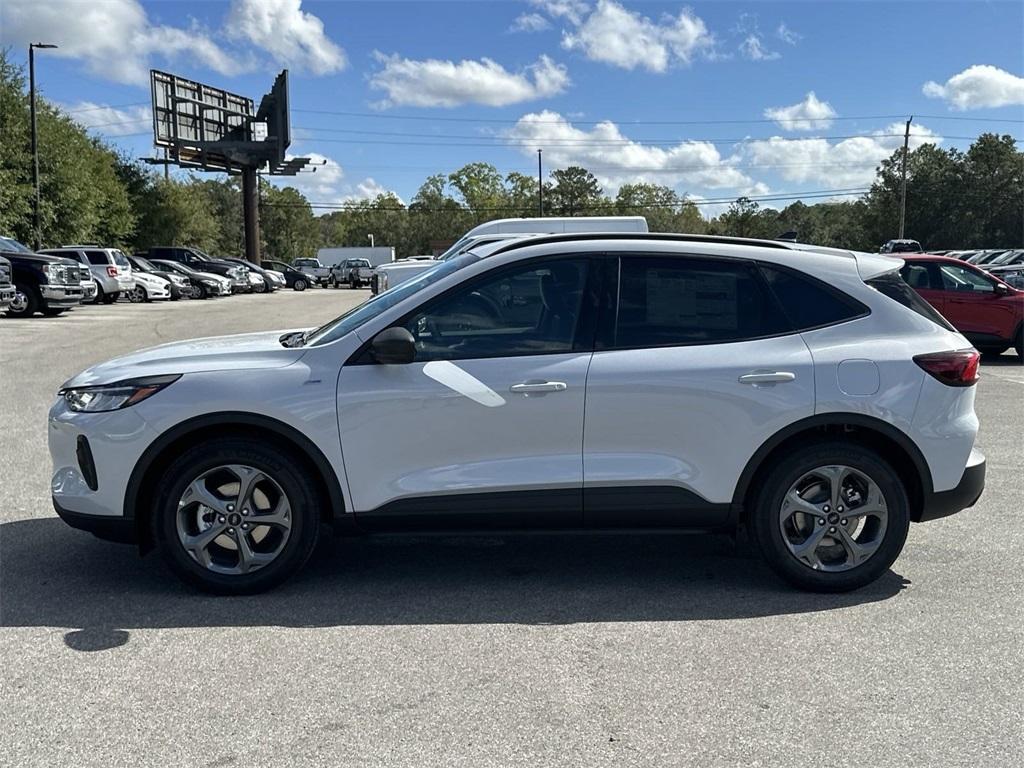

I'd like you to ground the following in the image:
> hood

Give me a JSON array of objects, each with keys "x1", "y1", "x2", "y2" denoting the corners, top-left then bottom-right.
[
  {"x1": 63, "y1": 329, "x2": 312, "y2": 388},
  {"x1": 195, "y1": 271, "x2": 230, "y2": 283}
]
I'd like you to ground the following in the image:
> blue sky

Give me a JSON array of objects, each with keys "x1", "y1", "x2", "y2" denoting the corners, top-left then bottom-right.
[{"x1": 3, "y1": 0, "x2": 1022, "y2": 215}]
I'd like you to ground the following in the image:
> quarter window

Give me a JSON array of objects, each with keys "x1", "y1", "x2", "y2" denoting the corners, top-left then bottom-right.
[
  {"x1": 759, "y1": 265, "x2": 867, "y2": 330},
  {"x1": 612, "y1": 257, "x2": 790, "y2": 348},
  {"x1": 403, "y1": 258, "x2": 590, "y2": 361}
]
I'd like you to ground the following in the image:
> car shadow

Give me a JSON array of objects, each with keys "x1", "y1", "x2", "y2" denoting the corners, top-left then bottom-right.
[{"x1": 1, "y1": 518, "x2": 908, "y2": 651}]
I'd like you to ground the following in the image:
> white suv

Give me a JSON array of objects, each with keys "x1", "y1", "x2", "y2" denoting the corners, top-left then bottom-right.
[{"x1": 49, "y1": 234, "x2": 985, "y2": 594}]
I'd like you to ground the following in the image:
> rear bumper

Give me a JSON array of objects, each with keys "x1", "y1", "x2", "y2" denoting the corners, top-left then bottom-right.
[
  {"x1": 917, "y1": 449, "x2": 986, "y2": 522},
  {"x1": 53, "y1": 497, "x2": 136, "y2": 544}
]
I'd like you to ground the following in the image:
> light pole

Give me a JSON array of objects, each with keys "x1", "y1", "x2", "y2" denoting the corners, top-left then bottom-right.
[
  {"x1": 29, "y1": 42, "x2": 58, "y2": 251},
  {"x1": 367, "y1": 234, "x2": 374, "y2": 248}
]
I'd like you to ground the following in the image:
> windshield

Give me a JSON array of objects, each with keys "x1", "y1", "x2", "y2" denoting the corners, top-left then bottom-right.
[
  {"x1": 305, "y1": 253, "x2": 479, "y2": 347},
  {"x1": 134, "y1": 257, "x2": 158, "y2": 271},
  {"x1": 0, "y1": 236, "x2": 33, "y2": 253}
]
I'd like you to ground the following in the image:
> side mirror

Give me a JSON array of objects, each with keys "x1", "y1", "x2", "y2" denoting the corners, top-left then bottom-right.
[
  {"x1": 371, "y1": 326, "x2": 416, "y2": 364},
  {"x1": 994, "y1": 282, "x2": 1010, "y2": 296}
]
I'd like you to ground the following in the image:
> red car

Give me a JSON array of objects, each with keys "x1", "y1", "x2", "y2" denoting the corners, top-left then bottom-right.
[{"x1": 900, "y1": 254, "x2": 1023, "y2": 358}]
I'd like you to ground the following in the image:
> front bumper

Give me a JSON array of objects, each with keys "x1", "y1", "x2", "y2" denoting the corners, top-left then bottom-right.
[
  {"x1": 42, "y1": 285, "x2": 85, "y2": 307},
  {"x1": 53, "y1": 497, "x2": 136, "y2": 544},
  {"x1": 917, "y1": 449, "x2": 986, "y2": 522},
  {"x1": 0, "y1": 285, "x2": 14, "y2": 309}
]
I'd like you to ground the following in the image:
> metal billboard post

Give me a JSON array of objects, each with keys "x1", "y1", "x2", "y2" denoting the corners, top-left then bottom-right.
[{"x1": 242, "y1": 168, "x2": 261, "y2": 264}]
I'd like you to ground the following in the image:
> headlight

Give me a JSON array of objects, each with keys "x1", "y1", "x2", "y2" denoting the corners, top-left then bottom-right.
[
  {"x1": 201, "y1": 279, "x2": 219, "y2": 287},
  {"x1": 59, "y1": 375, "x2": 181, "y2": 413}
]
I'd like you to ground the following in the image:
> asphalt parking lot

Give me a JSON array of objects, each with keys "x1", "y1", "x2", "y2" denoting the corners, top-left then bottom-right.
[{"x1": 1, "y1": 290, "x2": 1022, "y2": 767}]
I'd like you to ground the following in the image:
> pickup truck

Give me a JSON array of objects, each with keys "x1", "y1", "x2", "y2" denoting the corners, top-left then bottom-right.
[
  {"x1": 0, "y1": 254, "x2": 15, "y2": 312},
  {"x1": 0, "y1": 236, "x2": 85, "y2": 317},
  {"x1": 328, "y1": 258, "x2": 373, "y2": 288},
  {"x1": 292, "y1": 258, "x2": 330, "y2": 286}
]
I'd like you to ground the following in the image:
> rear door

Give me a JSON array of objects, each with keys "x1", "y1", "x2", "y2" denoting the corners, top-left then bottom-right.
[
  {"x1": 583, "y1": 254, "x2": 815, "y2": 526},
  {"x1": 338, "y1": 255, "x2": 597, "y2": 529},
  {"x1": 900, "y1": 261, "x2": 946, "y2": 315}
]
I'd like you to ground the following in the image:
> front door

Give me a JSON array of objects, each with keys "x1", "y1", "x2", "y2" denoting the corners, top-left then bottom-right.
[
  {"x1": 937, "y1": 261, "x2": 1017, "y2": 345},
  {"x1": 338, "y1": 256, "x2": 595, "y2": 530}
]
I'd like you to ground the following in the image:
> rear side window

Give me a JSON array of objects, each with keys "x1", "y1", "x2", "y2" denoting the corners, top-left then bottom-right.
[
  {"x1": 866, "y1": 271, "x2": 956, "y2": 331},
  {"x1": 899, "y1": 263, "x2": 936, "y2": 290},
  {"x1": 759, "y1": 265, "x2": 867, "y2": 330},
  {"x1": 85, "y1": 250, "x2": 109, "y2": 265},
  {"x1": 612, "y1": 257, "x2": 790, "y2": 348}
]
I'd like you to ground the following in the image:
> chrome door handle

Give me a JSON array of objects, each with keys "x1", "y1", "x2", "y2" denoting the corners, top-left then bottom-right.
[
  {"x1": 738, "y1": 371, "x2": 796, "y2": 385},
  {"x1": 510, "y1": 381, "x2": 568, "y2": 394}
]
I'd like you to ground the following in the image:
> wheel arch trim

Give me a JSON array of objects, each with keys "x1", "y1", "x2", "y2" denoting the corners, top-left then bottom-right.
[
  {"x1": 125, "y1": 411, "x2": 346, "y2": 540},
  {"x1": 731, "y1": 413, "x2": 933, "y2": 516}
]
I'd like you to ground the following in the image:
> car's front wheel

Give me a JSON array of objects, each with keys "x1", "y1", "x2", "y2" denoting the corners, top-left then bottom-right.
[
  {"x1": 293, "y1": 278, "x2": 307, "y2": 291},
  {"x1": 750, "y1": 443, "x2": 910, "y2": 592},
  {"x1": 152, "y1": 439, "x2": 321, "y2": 594}
]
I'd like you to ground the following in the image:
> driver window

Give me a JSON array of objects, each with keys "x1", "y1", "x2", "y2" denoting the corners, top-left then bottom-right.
[
  {"x1": 404, "y1": 258, "x2": 589, "y2": 361},
  {"x1": 939, "y1": 264, "x2": 994, "y2": 293}
]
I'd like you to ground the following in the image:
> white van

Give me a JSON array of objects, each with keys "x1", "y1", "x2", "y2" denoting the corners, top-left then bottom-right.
[{"x1": 372, "y1": 217, "x2": 648, "y2": 294}]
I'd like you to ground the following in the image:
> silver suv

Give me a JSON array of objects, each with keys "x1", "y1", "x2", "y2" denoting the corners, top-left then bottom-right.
[{"x1": 41, "y1": 246, "x2": 135, "y2": 304}]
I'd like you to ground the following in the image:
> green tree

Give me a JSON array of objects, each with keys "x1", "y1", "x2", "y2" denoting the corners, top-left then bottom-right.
[
  {"x1": 260, "y1": 184, "x2": 318, "y2": 262},
  {"x1": 548, "y1": 166, "x2": 604, "y2": 215},
  {"x1": 133, "y1": 178, "x2": 219, "y2": 250},
  {"x1": 614, "y1": 182, "x2": 706, "y2": 232},
  {"x1": 448, "y1": 162, "x2": 506, "y2": 222}
]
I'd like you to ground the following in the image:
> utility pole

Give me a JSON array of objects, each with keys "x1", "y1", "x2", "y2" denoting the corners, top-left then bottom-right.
[
  {"x1": 898, "y1": 116, "x2": 913, "y2": 239},
  {"x1": 28, "y1": 43, "x2": 58, "y2": 251},
  {"x1": 367, "y1": 234, "x2": 375, "y2": 248},
  {"x1": 537, "y1": 149, "x2": 543, "y2": 217}
]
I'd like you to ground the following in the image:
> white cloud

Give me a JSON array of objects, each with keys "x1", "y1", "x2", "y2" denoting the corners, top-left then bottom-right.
[
  {"x1": 274, "y1": 152, "x2": 346, "y2": 201},
  {"x1": 530, "y1": 0, "x2": 590, "y2": 26},
  {"x1": 343, "y1": 177, "x2": 402, "y2": 204},
  {"x1": 510, "y1": 13, "x2": 552, "y2": 33},
  {"x1": 226, "y1": 0, "x2": 346, "y2": 75},
  {"x1": 506, "y1": 110, "x2": 757, "y2": 193},
  {"x1": 739, "y1": 34, "x2": 779, "y2": 61},
  {"x1": 764, "y1": 92, "x2": 837, "y2": 131},
  {"x1": 62, "y1": 102, "x2": 152, "y2": 136},
  {"x1": 776, "y1": 22, "x2": 801, "y2": 46},
  {"x1": 741, "y1": 122, "x2": 943, "y2": 187},
  {"x1": 369, "y1": 53, "x2": 569, "y2": 108},
  {"x1": 561, "y1": 0, "x2": 714, "y2": 73},
  {"x1": 923, "y1": 65, "x2": 1024, "y2": 110},
  {"x1": 0, "y1": 0, "x2": 246, "y2": 84}
]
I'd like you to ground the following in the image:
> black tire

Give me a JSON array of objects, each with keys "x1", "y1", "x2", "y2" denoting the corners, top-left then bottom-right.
[
  {"x1": 328, "y1": 275, "x2": 337, "y2": 288},
  {"x1": 151, "y1": 438, "x2": 321, "y2": 595},
  {"x1": 749, "y1": 442, "x2": 910, "y2": 592},
  {"x1": 293, "y1": 278, "x2": 307, "y2": 292},
  {"x1": 978, "y1": 346, "x2": 1009, "y2": 358},
  {"x1": 102, "y1": 291, "x2": 119, "y2": 304},
  {"x1": 41, "y1": 307, "x2": 66, "y2": 317},
  {"x1": 1015, "y1": 329, "x2": 1023, "y2": 360},
  {"x1": 6, "y1": 283, "x2": 40, "y2": 317}
]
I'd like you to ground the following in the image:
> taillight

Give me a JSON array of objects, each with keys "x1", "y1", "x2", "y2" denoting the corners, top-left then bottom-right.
[
  {"x1": 106, "y1": 266, "x2": 118, "y2": 277},
  {"x1": 913, "y1": 350, "x2": 980, "y2": 387}
]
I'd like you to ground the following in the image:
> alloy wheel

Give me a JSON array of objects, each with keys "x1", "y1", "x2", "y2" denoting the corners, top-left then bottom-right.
[
  {"x1": 8, "y1": 289, "x2": 28, "y2": 314},
  {"x1": 175, "y1": 464, "x2": 293, "y2": 575},
  {"x1": 778, "y1": 465, "x2": 889, "y2": 572}
]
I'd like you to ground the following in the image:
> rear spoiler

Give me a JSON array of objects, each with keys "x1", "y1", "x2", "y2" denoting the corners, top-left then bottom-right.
[{"x1": 855, "y1": 252, "x2": 903, "y2": 281}]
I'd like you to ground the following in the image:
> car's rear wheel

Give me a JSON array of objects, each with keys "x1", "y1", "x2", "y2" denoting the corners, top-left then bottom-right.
[
  {"x1": 750, "y1": 443, "x2": 910, "y2": 592},
  {"x1": 152, "y1": 439, "x2": 321, "y2": 594},
  {"x1": 102, "y1": 291, "x2": 119, "y2": 304}
]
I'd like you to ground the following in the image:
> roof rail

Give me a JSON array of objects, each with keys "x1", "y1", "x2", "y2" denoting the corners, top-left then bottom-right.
[{"x1": 487, "y1": 231, "x2": 796, "y2": 256}]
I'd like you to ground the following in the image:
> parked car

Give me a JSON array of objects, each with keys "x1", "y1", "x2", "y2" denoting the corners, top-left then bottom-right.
[
  {"x1": 879, "y1": 239, "x2": 923, "y2": 254},
  {"x1": 41, "y1": 246, "x2": 135, "y2": 304},
  {"x1": 263, "y1": 259, "x2": 311, "y2": 291},
  {"x1": 292, "y1": 257, "x2": 331, "y2": 286},
  {"x1": 965, "y1": 249, "x2": 1009, "y2": 265},
  {"x1": 0, "y1": 254, "x2": 15, "y2": 312},
  {"x1": 150, "y1": 260, "x2": 231, "y2": 298},
  {"x1": 50, "y1": 233, "x2": 985, "y2": 595},
  {"x1": 0, "y1": 236, "x2": 85, "y2": 317},
  {"x1": 900, "y1": 254, "x2": 1022, "y2": 358},
  {"x1": 982, "y1": 248, "x2": 1024, "y2": 270},
  {"x1": 142, "y1": 247, "x2": 250, "y2": 293},
  {"x1": 55, "y1": 256, "x2": 98, "y2": 304},
  {"x1": 329, "y1": 258, "x2": 373, "y2": 288},
  {"x1": 223, "y1": 259, "x2": 280, "y2": 293},
  {"x1": 126, "y1": 271, "x2": 172, "y2": 303},
  {"x1": 127, "y1": 255, "x2": 189, "y2": 300}
]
